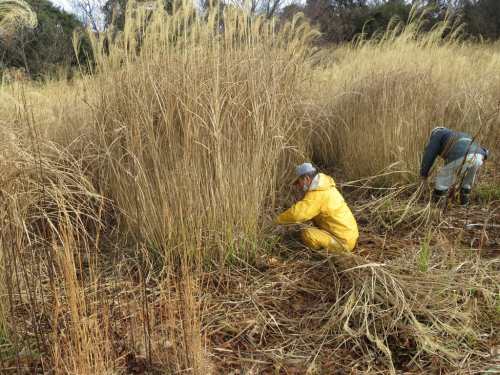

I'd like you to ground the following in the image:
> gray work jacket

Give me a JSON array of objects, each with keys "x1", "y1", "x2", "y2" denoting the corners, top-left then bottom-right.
[{"x1": 420, "y1": 129, "x2": 488, "y2": 178}]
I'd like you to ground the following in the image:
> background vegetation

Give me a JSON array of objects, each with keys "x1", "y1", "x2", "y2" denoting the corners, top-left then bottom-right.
[
  {"x1": 1, "y1": 0, "x2": 500, "y2": 374},
  {"x1": 3, "y1": 0, "x2": 500, "y2": 78}
]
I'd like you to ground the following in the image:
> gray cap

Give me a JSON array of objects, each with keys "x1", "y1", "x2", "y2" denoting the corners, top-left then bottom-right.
[{"x1": 291, "y1": 163, "x2": 316, "y2": 185}]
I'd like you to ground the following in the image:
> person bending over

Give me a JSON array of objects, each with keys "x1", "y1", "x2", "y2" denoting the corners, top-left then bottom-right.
[
  {"x1": 420, "y1": 127, "x2": 489, "y2": 206},
  {"x1": 276, "y1": 163, "x2": 359, "y2": 253}
]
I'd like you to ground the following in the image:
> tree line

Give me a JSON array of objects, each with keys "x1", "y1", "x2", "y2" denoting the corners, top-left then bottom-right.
[
  {"x1": 1, "y1": 0, "x2": 499, "y2": 79},
  {"x1": 290, "y1": 0, "x2": 500, "y2": 44}
]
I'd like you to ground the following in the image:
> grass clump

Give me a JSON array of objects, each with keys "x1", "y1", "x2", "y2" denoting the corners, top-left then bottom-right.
[{"x1": 84, "y1": 2, "x2": 320, "y2": 263}]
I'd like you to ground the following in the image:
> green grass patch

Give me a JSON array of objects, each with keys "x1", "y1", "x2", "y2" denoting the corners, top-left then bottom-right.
[{"x1": 475, "y1": 179, "x2": 500, "y2": 206}]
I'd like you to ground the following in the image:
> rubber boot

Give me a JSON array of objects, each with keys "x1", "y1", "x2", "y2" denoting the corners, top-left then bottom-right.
[
  {"x1": 433, "y1": 189, "x2": 447, "y2": 208},
  {"x1": 459, "y1": 187, "x2": 471, "y2": 205}
]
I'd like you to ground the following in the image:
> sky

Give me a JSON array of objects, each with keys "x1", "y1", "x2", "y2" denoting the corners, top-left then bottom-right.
[{"x1": 51, "y1": 0, "x2": 74, "y2": 13}]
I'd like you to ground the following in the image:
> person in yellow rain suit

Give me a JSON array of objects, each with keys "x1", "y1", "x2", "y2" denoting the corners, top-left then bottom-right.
[{"x1": 276, "y1": 163, "x2": 359, "y2": 252}]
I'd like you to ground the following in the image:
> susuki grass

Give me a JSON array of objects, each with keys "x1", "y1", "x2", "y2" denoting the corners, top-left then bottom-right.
[
  {"x1": 0, "y1": 1, "x2": 499, "y2": 373},
  {"x1": 306, "y1": 5, "x2": 499, "y2": 182},
  {"x1": 83, "y1": 2, "x2": 320, "y2": 263}
]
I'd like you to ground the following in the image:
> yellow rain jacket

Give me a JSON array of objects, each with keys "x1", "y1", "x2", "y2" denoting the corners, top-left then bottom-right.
[{"x1": 277, "y1": 173, "x2": 359, "y2": 251}]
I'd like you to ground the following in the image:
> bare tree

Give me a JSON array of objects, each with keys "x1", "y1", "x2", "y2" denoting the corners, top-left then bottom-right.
[
  {"x1": 213, "y1": 0, "x2": 292, "y2": 18},
  {"x1": 304, "y1": 0, "x2": 368, "y2": 43},
  {"x1": 71, "y1": 0, "x2": 105, "y2": 30},
  {"x1": 261, "y1": 0, "x2": 284, "y2": 18}
]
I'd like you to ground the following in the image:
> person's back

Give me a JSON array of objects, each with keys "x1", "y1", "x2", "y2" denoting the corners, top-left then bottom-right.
[{"x1": 303, "y1": 173, "x2": 358, "y2": 250}]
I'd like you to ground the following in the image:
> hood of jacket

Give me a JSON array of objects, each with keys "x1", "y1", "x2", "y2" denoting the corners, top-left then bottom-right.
[{"x1": 313, "y1": 173, "x2": 336, "y2": 191}]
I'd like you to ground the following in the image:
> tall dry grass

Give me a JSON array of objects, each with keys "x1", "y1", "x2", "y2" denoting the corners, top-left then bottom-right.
[
  {"x1": 0, "y1": 1, "x2": 499, "y2": 374},
  {"x1": 83, "y1": 1, "x2": 319, "y2": 263},
  {"x1": 306, "y1": 5, "x2": 500, "y2": 182}
]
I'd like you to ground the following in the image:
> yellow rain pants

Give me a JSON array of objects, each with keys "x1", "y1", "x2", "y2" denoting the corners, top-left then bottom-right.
[{"x1": 301, "y1": 228, "x2": 350, "y2": 252}]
